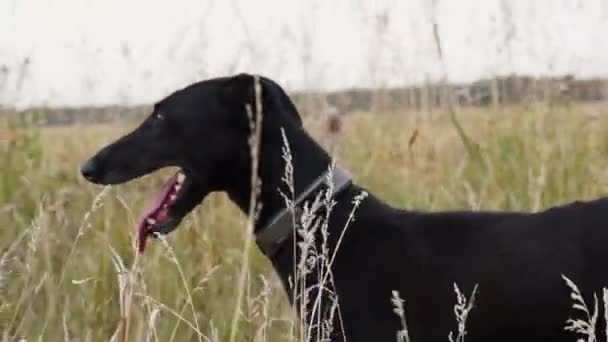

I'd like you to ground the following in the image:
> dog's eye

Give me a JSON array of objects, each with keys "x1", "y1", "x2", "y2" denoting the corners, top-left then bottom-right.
[{"x1": 155, "y1": 112, "x2": 165, "y2": 121}]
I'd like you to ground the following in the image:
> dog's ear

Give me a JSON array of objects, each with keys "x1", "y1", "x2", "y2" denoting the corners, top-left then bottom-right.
[
  {"x1": 225, "y1": 73, "x2": 303, "y2": 127},
  {"x1": 224, "y1": 73, "x2": 255, "y2": 104},
  {"x1": 259, "y1": 77, "x2": 303, "y2": 127}
]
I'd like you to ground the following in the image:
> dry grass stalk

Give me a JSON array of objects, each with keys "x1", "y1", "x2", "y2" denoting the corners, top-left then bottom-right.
[
  {"x1": 448, "y1": 283, "x2": 478, "y2": 342},
  {"x1": 391, "y1": 290, "x2": 411, "y2": 342},
  {"x1": 229, "y1": 75, "x2": 264, "y2": 342},
  {"x1": 562, "y1": 275, "x2": 599, "y2": 342}
]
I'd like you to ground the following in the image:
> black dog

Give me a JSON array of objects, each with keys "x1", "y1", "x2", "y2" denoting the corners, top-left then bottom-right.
[{"x1": 82, "y1": 74, "x2": 608, "y2": 342}]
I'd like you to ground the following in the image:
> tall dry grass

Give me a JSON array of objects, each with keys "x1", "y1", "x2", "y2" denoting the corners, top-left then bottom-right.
[{"x1": 2, "y1": 101, "x2": 608, "y2": 340}]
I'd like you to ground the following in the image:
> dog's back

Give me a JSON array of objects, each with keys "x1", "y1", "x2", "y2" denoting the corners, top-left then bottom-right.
[{"x1": 329, "y1": 191, "x2": 608, "y2": 341}]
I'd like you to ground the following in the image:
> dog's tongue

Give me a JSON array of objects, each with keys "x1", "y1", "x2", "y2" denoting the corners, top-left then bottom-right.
[{"x1": 136, "y1": 174, "x2": 178, "y2": 254}]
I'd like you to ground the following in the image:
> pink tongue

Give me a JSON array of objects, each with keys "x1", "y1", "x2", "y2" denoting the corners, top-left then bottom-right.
[{"x1": 136, "y1": 174, "x2": 178, "y2": 255}]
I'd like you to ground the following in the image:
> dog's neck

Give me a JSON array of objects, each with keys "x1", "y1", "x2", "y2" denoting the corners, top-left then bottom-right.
[
  {"x1": 226, "y1": 118, "x2": 346, "y2": 309},
  {"x1": 225, "y1": 111, "x2": 366, "y2": 327},
  {"x1": 228, "y1": 120, "x2": 333, "y2": 233}
]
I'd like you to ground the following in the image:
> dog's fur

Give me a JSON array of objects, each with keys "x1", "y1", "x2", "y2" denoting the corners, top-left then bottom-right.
[{"x1": 82, "y1": 74, "x2": 608, "y2": 342}]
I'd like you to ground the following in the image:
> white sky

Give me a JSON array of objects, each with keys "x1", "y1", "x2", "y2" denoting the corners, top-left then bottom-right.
[{"x1": 1, "y1": 0, "x2": 607, "y2": 108}]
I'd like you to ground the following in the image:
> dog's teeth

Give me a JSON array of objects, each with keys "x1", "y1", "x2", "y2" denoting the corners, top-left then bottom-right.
[
  {"x1": 174, "y1": 184, "x2": 182, "y2": 192},
  {"x1": 146, "y1": 218, "x2": 156, "y2": 225},
  {"x1": 170, "y1": 195, "x2": 177, "y2": 201},
  {"x1": 163, "y1": 204, "x2": 168, "y2": 209},
  {"x1": 177, "y1": 173, "x2": 186, "y2": 184}
]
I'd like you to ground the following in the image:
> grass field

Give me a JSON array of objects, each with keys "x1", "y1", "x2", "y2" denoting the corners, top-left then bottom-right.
[{"x1": 2, "y1": 102, "x2": 608, "y2": 341}]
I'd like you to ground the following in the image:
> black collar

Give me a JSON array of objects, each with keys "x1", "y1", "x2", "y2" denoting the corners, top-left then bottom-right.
[{"x1": 256, "y1": 166, "x2": 353, "y2": 256}]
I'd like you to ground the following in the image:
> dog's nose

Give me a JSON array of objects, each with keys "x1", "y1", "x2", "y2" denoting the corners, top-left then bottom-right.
[{"x1": 80, "y1": 158, "x2": 98, "y2": 181}]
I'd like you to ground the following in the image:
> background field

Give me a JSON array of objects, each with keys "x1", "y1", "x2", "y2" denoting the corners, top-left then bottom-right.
[{"x1": 2, "y1": 101, "x2": 608, "y2": 341}]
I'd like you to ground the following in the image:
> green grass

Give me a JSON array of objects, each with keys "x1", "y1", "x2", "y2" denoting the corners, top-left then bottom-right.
[{"x1": 1, "y1": 102, "x2": 608, "y2": 341}]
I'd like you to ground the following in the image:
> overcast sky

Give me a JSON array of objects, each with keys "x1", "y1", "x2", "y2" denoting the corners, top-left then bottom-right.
[{"x1": 1, "y1": 0, "x2": 607, "y2": 108}]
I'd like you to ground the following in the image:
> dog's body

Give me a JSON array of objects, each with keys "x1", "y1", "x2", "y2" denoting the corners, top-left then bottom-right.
[{"x1": 82, "y1": 74, "x2": 607, "y2": 342}]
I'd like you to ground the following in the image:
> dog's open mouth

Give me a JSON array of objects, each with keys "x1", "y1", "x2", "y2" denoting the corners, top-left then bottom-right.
[{"x1": 137, "y1": 170, "x2": 187, "y2": 254}]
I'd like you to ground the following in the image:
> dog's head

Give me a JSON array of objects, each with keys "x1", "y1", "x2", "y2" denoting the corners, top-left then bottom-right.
[{"x1": 80, "y1": 73, "x2": 302, "y2": 253}]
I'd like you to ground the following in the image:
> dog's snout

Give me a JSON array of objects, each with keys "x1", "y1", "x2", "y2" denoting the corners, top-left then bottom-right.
[{"x1": 80, "y1": 158, "x2": 98, "y2": 181}]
